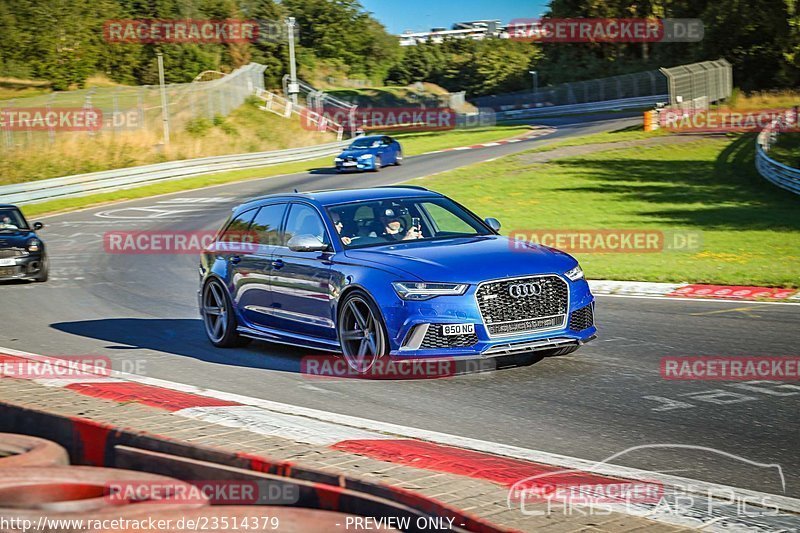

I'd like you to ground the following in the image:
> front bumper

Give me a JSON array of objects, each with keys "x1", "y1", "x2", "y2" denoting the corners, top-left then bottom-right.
[
  {"x1": 0, "y1": 253, "x2": 46, "y2": 280},
  {"x1": 336, "y1": 157, "x2": 375, "y2": 171},
  {"x1": 384, "y1": 278, "x2": 596, "y2": 359}
]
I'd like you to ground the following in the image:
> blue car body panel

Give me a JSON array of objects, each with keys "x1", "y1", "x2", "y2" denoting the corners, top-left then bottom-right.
[
  {"x1": 199, "y1": 187, "x2": 596, "y2": 358},
  {"x1": 334, "y1": 135, "x2": 401, "y2": 171}
]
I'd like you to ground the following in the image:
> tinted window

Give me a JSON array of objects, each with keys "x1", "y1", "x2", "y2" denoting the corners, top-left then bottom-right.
[
  {"x1": 219, "y1": 209, "x2": 256, "y2": 243},
  {"x1": 284, "y1": 204, "x2": 329, "y2": 246},
  {"x1": 250, "y1": 204, "x2": 286, "y2": 245},
  {"x1": 326, "y1": 197, "x2": 489, "y2": 249},
  {"x1": 0, "y1": 208, "x2": 28, "y2": 231}
]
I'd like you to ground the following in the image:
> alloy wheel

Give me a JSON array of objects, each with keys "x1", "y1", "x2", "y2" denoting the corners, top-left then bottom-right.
[
  {"x1": 339, "y1": 296, "x2": 385, "y2": 373},
  {"x1": 202, "y1": 281, "x2": 228, "y2": 343}
]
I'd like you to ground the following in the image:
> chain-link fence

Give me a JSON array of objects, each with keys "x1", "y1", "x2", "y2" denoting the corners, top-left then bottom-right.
[
  {"x1": 660, "y1": 59, "x2": 732, "y2": 109},
  {"x1": 471, "y1": 70, "x2": 668, "y2": 111},
  {"x1": 0, "y1": 63, "x2": 266, "y2": 151}
]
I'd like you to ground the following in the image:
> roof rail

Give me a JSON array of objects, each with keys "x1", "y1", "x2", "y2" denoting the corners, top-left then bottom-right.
[{"x1": 377, "y1": 185, "x2": 429, "y2": 191}]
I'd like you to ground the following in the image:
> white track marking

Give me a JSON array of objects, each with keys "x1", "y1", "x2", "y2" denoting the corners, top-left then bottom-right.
[{"x1": 2, "y1": 345, "x2": 799, "y2": 518}]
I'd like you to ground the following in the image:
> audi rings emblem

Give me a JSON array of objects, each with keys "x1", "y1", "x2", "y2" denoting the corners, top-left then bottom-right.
[{"x1": 508, "y1": 282, "x2": 543, "y2": 298}]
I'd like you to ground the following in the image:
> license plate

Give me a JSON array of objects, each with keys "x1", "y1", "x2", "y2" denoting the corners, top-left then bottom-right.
[
  {"x1": 0, "y1": 267, "x2": 16, "y2": 276},
  {"x1": 442, "y1": 323, "x2": 475, "y2": 336},
  {"x1": 0, "y1": 258, "x2": 15, "y2": 267},
  {"x1": 489, "y1": 316, "x2": 563, "y2": 336},
  {"x1": 343, "y1": 162, "x2": 357, "y2": 167}
]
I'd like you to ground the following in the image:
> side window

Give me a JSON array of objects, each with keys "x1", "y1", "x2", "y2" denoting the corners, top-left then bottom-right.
[
  {"x1": 219, "y1": 209, "x2": 256, "y2": 243},
  {"x1": 250, "y1": 204, "x2": 286, "y2": 245},
  {"x1": 421, "y1": 202, "x2": 476, "y2": 235},
  {"x1": 382, "y1": 136, "x2": 392, "y2": 146},
  {"x1": 284, "y1": 204, "x2": 329, "y2": 246}
]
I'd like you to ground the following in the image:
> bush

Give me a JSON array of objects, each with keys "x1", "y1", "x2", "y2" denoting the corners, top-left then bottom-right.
[{"x1": 185, "y1": 117, "x2": 213, "y2": 138}]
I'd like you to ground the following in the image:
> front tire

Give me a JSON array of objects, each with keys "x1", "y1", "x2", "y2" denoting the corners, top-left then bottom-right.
[
  {"x1": 337, "y1": 290, "x2": 388, "y2": 373},
  {"x1": 32, "y1": 257, "x2": 48, "y2": 282},
  {"x1": 372, "y1": 156, "x2": 382, "y2": 172},
  {"x1": 202, "y1": 279, "x2": 250, "y2": 348}
]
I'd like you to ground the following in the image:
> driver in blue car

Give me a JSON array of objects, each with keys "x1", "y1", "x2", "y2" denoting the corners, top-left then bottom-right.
[{"x1": 377, "y1": 218, "x2": 422, "y2": 242}]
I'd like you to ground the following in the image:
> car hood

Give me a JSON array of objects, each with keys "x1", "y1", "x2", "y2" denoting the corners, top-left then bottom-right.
[
  {"x1": 338, "y1": 148, "x2": 375, "y2": 158},
  {"x1": 0, "y1": 230, "x2": 36, "y2": 248},
  {"x1": 344, "y1": 235, "x2": 577, "y2": 284}
]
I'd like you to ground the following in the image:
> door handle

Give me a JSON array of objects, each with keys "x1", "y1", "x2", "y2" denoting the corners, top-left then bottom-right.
[
  {"x1": 271, "y1": 259, "x2": 285, "y2": 269},
  {"x1": 230, "y1": 255, "x2": 241, "y2": 264}
]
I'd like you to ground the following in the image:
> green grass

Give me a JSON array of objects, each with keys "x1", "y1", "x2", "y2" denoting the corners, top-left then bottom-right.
[
  {"x1": 395, "y1": 125, "x2": 536, "y2": 155},
  {"x1": 522, "y1": 126, "x2": 664, "y2": 154},
  {"x1": 407, "y1": 133, "x2": 800, "y2": 287}
]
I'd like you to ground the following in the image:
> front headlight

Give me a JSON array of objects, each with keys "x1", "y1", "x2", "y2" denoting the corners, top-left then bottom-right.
[
  {"x1": 358, "y1": 154, "x2": 373, "y2": 160},
  {"x1": 26, "y1": 238, "x2": 41, "y2": 252},
  {"x1": 564, "y1": 265, "x2": 584, "y2": 281},
  {"x1": 392, "y1": 281, "x2": 468, "y2": 301}
]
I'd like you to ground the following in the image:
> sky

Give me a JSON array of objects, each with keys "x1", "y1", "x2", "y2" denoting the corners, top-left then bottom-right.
[{"x1": 359, "y1": 0, "x2": 549, "y2": 34}]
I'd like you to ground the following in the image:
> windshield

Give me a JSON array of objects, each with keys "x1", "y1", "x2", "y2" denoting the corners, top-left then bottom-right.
[
  {"x1": 327, "y1": 197, "x2": 490, "y2": 249},
  {"x1": 0, "y1": 208, "x2": 28, "y2": 232},
  {"x1": 348, "y1": 138, "x2": 381, "y2": 149}
]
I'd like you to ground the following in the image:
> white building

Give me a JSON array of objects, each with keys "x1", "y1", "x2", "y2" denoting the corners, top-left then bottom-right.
[{"x1": 399, "y1": 20, "x2": 508, "y2": 46}]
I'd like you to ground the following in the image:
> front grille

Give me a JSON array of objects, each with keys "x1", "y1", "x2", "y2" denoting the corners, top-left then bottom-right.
[
  {"x1": 475, "y1": 275, "x2": 568, "y2": 337},
  {"x1": 420, "y1": 325, "x2": 478, "y2": 349},
  {"x1": 569, "y1": 304, "x2": 595, "y2": 331},
  {"x1": 0, "y1": 249, "x2": 23, "y2": 259}
]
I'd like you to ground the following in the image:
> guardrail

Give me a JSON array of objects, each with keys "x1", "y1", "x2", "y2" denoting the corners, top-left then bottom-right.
[
  {"x1": 756, "y1": 112, "x2": 800, "y2": 195},
  {"x1": 495, "y1": 95, "x2": 668, "y2": 121},
  {"x1": 0, "y1": 141, "x2": 349, "y2": 205}
]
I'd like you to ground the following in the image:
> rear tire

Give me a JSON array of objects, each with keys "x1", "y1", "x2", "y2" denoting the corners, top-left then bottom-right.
[
  {"x1": 395, "y1": 150, "x2": 403, "y2": 166},
  {"x1": 202, "y1": 279, "x2": 251, "y2": 348},
  {"x1": 541, "y1": 345, "x2": 579, "y2": 357}
]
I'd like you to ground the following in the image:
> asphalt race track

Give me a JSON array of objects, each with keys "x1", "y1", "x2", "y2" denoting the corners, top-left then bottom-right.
[{"x1": 2, "y1": 116, "x2": 799, "y2": 498}]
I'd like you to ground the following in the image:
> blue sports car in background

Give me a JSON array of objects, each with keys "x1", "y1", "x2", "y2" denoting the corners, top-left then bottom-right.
[
  {"x1": 334, "y1": 135, "x2": 402, "y2": 172},
  {"x1": 199, "y1": 186, "x2": 596, "y2": 373}
]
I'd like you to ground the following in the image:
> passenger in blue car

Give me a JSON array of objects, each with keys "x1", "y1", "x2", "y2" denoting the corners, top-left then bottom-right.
[{"x1": 331, "y1": 211, "x2": 355, "y2": 246}]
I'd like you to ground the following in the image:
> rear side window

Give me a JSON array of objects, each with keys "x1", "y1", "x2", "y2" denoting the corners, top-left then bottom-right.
[
  {"x1": 250, "y1": 204, "x2": 286, "y2": 245},
  {"x1": 219, "y1": 209, "x2": 256, "y2": 243}
]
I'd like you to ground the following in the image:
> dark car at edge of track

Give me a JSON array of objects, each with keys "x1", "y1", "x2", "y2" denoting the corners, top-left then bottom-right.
[
  {"x1": 198, "y1": 186, "x2": 596, "y2": 373},
  {"x1": 334, "y1": 135, "x2": 402, "y2": 172},
  {"x1": 0, "y1": 204, "x2": 48, "y2": 283}
]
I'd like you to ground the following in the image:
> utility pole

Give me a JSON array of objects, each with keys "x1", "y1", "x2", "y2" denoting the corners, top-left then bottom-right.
[
  {"x1": 286, "y1": 17, "x2": 299, "y2": 106},
  {"x1": 529, "y1": 70, "x2": 538, "y2": 106},
  {"x1": 157, "y1": 51, "x2": 170, "y2": 146}
]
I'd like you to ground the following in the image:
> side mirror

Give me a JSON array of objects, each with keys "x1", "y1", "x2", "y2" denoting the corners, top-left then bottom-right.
[
  {"x1": 287, "y1": 234, "x2": 329, "y2": 253},
  {"x1": 33, "y1": 222, "x2": 44, "y2": 231},
  {"x1": 484, "y1": 218, "x2": 501, "y2": 232}
]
